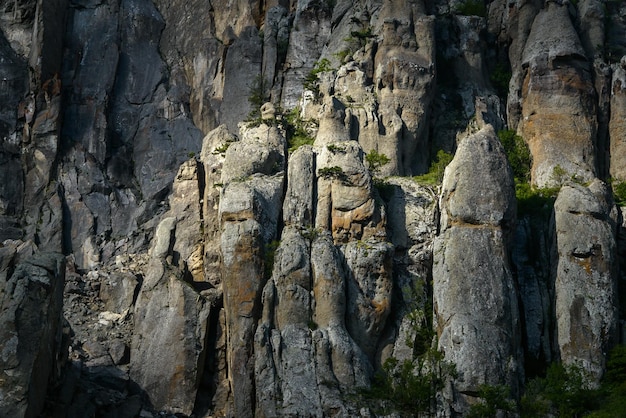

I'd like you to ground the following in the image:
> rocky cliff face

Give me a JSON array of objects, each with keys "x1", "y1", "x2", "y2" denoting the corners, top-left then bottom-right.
[{"x1": 1, "y1": 0, "x2": 626, "y2": 416}]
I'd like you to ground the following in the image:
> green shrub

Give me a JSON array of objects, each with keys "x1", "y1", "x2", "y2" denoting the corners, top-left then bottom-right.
[
  {"x1": 403, "y1": 280, "x2": 434, "y2": 357},
  {"x1": 284, "y1": 108, "x2": 315, "y2": 152},
  {"x1": 277, "y1": 38, "x2": 289, "y2": 63},
  {"x1": 349, "y1": 27, "x2": 373, "y2": 41},
  {"x1": 455, "y1": 0, "x2": 487, "y2": 17},
  {"x1": 515, "y1": 182, "x2": 559, "y2": 218},
  {"x1": 318, "y1": 166, "x2": 346, "y2": 180},
  {"x1": 521, "y1": 363, "x2": 600, "y2": 418},
  {"x1": 490, "y1": 62, "x2": 512, "y2": 98},
  {"x1": 363, "y1": 349, "x2": 456, "y2": 417},
  {"x1": 467, "y1": 385, "x2": 516, "y2": 418},
  {"x1": 497, "y1": 129, "x2": 531, "y2": 183},
  {"x1": 612, "y1": 181, "x2": 626, "y2": 206},
  {"x1": 365, "y1": 150, "x2": 391, "y2": 176},
  {"x1": 334, "y1": 49, "x2": 352, "y2": 64},
  {"x1": 247, "y1": 75, "x2": 269, "y2": 120},
  {"x1": 213, "y1": 142, "x2": 232, "y2": 155},
  {"x1": 303, "y1": 58, "x2": 333, "y2": 95},
  {"x1": 264, "y1": 240, "x2": 280, "y2": 279},
  {"x1": 413, "y1": 150, "x2": 454, "y2": 185},
  {"x1": 326, "y1": 144, "x2": 346, "y2": 153},
  {"x1": 300, "y1": 225, "x2": 321, "y2": 241}
]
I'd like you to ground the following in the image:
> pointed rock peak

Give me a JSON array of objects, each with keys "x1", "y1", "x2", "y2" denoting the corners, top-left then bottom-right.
[
  {"x1": 440, "y1": 124, "x2": 515, "y2": 230},
  {"x1": 522, "y1": 1, "x2": 587, "y2": 66}
]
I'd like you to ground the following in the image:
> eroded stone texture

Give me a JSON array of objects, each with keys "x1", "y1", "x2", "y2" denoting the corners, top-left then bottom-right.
[
  {"x1": 434, "y1": 125, "x2": 522, "y2": 415},
  {"x1": 219, "y1": 121, "x2": 285, "y2": 417},
  {"x1": 0, "y1": 251, "x2": 65, "y2": 418},
  {"x1": 2, "y1": 0, "x2": 626, "y2": 416},
  {"x1": 610, "y1": 61, "x2": 626, "y2": 181},
  {"x1": 518, "y1": 1, "x2": 597, "y2": 187},
  {"x1": 315, "y1": 141, "x2": 383, "y2": 243},
  {"x1": 130, "y1": 258, "x2": 211, "y2": 415},
  {"x1": 554, "y1": 180, "x2": 619, "y2": 385}
]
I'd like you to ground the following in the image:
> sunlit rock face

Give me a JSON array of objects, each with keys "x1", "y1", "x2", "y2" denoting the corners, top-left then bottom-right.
[{"x1": 1, "y1": 0, "x2": 625, "y2": 416}]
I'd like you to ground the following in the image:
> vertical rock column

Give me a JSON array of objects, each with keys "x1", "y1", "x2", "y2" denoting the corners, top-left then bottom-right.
[
  {"x1": 518, "y1": 1, "x2": 597, "y2": 187},
  {"x1": 553, "y1": 180, "x2": 619, "y2": 385},
  {"x1": 219, "y1": 124, "x2": 285, "y2": 417},
  {"x1": 433, "y1": 125, "x2": 522, "y2": 414},
  {"x1": 0, "y1": 251, "x2": 66, "y2": 418},
  {"x1": 373, "y1": 0, "x2": 435, "y2": 175},
  {"x1": 609, "y1": 61, "x2": 626, "y2": 181}
]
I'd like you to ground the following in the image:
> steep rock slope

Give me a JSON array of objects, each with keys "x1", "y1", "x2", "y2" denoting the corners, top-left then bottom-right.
[{"x1": 0, "y1": 0, "x2": 625, "y2": 417}]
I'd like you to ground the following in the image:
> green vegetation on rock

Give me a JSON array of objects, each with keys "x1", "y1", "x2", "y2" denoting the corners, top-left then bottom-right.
[
  {"x1": 497, "y1": 129, "x2": 531, "y2": 183},
  {"x1": 455, "y1": 0, "x2": 487, "y2": 17},
  {"x1": 611, "y1": 180, "x2": 626, "y2": 207},
  {"x1": 365, "y1": 150, "x2": 391, "y2": 177},
  {"x1": 413, "y1": 150, "x2": 453, "y2": 185},
  {"x1": 284, "y1": 108, "x2": 316, "y2": 152},
  {"x1": 303, "y1": 58, "x2": 333, "y2": 97}
]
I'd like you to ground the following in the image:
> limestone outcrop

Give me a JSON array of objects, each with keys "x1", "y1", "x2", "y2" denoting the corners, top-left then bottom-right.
[
  {"x1": 434, "y1": 125, "x2": 522, "y2": 415},
  {"x1": 518, "y1": 1, "x2": 597, "y2": 187},
  {"x1": 553, "y1": 180, "x2": 619, "y2": 385},
  {"x1": 1, "y1": 0, "x2": 626, "y2": 417}
]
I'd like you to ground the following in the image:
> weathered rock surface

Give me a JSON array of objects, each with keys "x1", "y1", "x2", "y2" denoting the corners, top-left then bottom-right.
[
  {"x1": 553, "y1": 180, "x2": 619, "y2": 385},
  {"x1": 130, "y1": 258, "x2": 211, "y2": 415},
  {"x1": 518, "y1": 1, "x2": 597, "y2": 187},
  {"x1": 0, "y1": 251, "x2": 65, "y2": 418},
  {"x1": 219, "y1": 122, "x2": 285, "y2": 417},
  {"x1": 434, "y1": 125, "x2": 522, "y2": 415},
  {"x1": 2, "y1": 0, "x2": 626, "y2": 416},
  {"x1": 610, "y1": 60, "x2": 626, "y2": 181}
]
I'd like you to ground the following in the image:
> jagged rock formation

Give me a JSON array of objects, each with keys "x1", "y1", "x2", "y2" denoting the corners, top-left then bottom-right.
[
  {"x1": 0, "y1": 250, "x2": 66, "y2": 417},
  {"x1": 434, "y1": 125, "x2": 522, "y2": 415},
  {"x1": 1, "y1": 0, "x2": 626, "y2": 417}
]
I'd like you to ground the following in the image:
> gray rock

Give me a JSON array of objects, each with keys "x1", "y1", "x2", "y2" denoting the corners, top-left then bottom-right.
[
  {"x1": 518, "y1": 1, "x2": 597, "y2": 187},
  {"x1": 434, "y1": 124, "x2": 522, "y2": 414},
  {"x1": 220, "y1": 27, "x2": 263, "y2": 133},
  {"x1": 169, "y1": 159, "x2": 204, "y2": 282},
  {"x1": 511, "y1": 216, "x2": 555, "y2": 373},
  {"x1": 199, "y1": 125, "x2": 231, "y2": 287},
  {"x1": 373, "y1": 5, "x2": 436, "y2": 175},
  {"x1": 280, "y1": 0, "x2": 332, "y2": 110},
  {"x1": 99, "y1": 271, "x2": 138, "y2": 314},
  {"x1": 440, "y1": 125, "x2": 515, "y2": 230},
  {"x1": 283, "y1": 145, "x2": 316, "y2": 227},
  {"x1": 315, "y1": 141, "x2": 382, "y2": 242},
  {"x1": 0, "y1": 252, "x2": 65, "y2": 418},
  {"x1": 221, "y1": 124, "x2": 285, "y2": 184},
  {"x1": 130, "y1": 259, "x2": 211, "y2": 415},
  {"x1": 310, "y1": 233, "x2": 371, "y2": 389},
  {"x1": 343, "y1": 239, "x2": 394, "y2": 361},
  {"x1": 553, "y1": 180, "x2": 619, "y2": 385},
  {"x1": 610, "y1": 63, "x2": 626, "y2": 181},
  {"x1": 434, "y1": 226, "x2": 522, "y2": 413}
]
